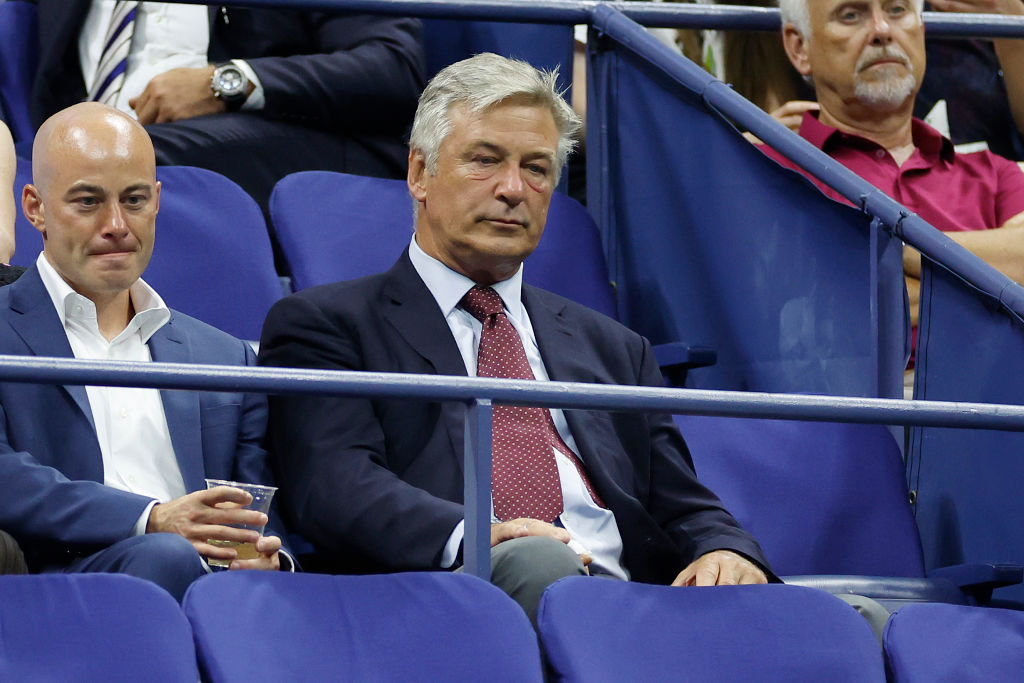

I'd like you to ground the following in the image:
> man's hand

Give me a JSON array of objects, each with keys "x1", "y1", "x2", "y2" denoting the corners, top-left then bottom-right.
[
  {"x1": 769, "y1": 100, "x2": 820, "y2": 133},
  {"x1": 229, "y1": 535, "x2": 282, "y2": 572},
  {"x1": 490, "y1": 518, "x2": 569, "y2": 546},
  {"x1": 743, "y1": 100, "x2": 820, "y2": 144},
  {"x1": 129, "y1": 66, "x2": 225, "y2": 125},
  {"x1": 671, "y1": 550, "x2": 768, "y2": 587},
  {"x1": 147, "y1": 487, "x2": 268, "y2": 563}
]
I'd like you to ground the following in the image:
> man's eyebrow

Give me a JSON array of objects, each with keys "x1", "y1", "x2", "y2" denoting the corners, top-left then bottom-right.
[
  {"x1": 63, "y1": 182, "x2": 104, "y2": 197},
  {"x1": 468, "y1": 141, "x2": 507, "y2": 155},
  {"x1": 122, "y1": 183, "x2": 153, "y2": 195}
]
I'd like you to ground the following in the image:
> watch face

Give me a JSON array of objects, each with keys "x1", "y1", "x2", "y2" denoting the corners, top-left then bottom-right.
[{"x1": 215, "y1": 67, "x2": 245, "y2": 98}]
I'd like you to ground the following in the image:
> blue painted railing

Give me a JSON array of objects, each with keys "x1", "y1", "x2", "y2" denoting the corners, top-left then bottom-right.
[
  {"x1": 166, "y1": 0, "x2": 1024, "y2": 38},
  {"x1": 4, "y1": 354, "x2": 1024, "y2": 578}
]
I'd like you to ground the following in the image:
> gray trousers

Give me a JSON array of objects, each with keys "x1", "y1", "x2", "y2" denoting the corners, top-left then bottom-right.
[{"x1": 460, "y1": 536, "x2": 588, "y2": 628}]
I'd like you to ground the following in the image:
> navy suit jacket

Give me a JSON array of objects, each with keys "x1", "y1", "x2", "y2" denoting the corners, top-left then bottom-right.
[
  {"x1": 29, "y1": 1, "x2": 424, "y2": 136},
  {"x1": 259, "y1": 253, "x2": 771, "y2": 584},
  {"x1": 0, "y1": 266, "x2": 275, "y2": 570}
]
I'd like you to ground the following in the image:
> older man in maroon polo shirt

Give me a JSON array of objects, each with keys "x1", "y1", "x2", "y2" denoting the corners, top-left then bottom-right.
[{"x1": 761, "y1": 0, "x2": 1024, "y2": 335}]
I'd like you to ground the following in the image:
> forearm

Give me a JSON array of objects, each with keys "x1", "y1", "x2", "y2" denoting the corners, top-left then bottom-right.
[{"x1": 945, "y1": 223, "x2": 1024, "y2": 284}]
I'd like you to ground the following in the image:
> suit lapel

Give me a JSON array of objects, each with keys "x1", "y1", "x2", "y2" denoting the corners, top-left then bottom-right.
[
  {"x1": 149, "y1": 316, "x2": 206, "y2": 493},
  {"x1": 381, "y1": 253, "x2": 469, "y2": 477},
  {"x1": 7, "y1": 268, "x2": 95, "y2": 432}
]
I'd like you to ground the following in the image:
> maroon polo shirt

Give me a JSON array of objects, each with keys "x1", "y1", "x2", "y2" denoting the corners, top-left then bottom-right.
[{"x1": 760, "y1": 112, "x2": 1024, "y2": 233}]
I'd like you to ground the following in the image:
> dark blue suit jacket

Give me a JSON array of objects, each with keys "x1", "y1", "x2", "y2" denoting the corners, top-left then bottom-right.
[
  {"x1": 0, "y1": 266, "x2": 274, "y2": 570},
  {"x1": 29, "y1": 1, "x2": 424, "y2": 138},
  {"x1": 259, "y1": 253, "x2": 771, "y2": 584}
]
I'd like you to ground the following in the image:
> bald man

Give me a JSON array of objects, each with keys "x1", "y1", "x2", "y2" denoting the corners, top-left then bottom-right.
[{"x1": 0, "y1": 102, "x2": 287, "y2": 599}]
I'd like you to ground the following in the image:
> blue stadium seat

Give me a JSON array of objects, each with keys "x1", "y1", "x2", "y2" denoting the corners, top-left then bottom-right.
[
  {"x1": 12, "y1": 163, "x2": 281, "y2": 341},
  {"x1": 270, "y1": 170, "x2": 616, "y2": 318},
  {"x1": 674, "y1": 415, "x2": 1022, "y2": 610},
  {"x1": 0, "y1": 1, "x2": 39, "y2": 144},
  {"x1": 0, "y1": 573, "x2": 199, "y2": 680},
  {"x1": 182, "y1": 571, "x2": 543, "y2": 682},
  {"x1": 538, "y1": 578, "x2": 885, "y2": 682},
  {"x1": 884, "y1": 603, "x2": 1024, "y2": 682}
]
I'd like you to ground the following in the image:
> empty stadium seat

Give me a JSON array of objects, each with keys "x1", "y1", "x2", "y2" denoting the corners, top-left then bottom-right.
[
  {"x1": 674, "y1": 415, "x2": 1021, "y2": 610},
  {"x1": 537, "y1": 578, "x2": 885, "y2": 682},
  {"x1": 0, "y1": 1, "x2": 39, "y2": 144},
  {"x1": 884, "y1": 603, "x2": 1024, "y2": 682},
  {"x1": 269, "y1": 170, "x2": 617, "y2": 317},
  {"x1": 0, "y1": 573, "x2": 199, "y2": 680},
  {"x1": 11, "y1": 163, "x2": 281, "y2": 341},
  {"x1": 182, "y1": 570, "x2": 543, "y2": 682}
]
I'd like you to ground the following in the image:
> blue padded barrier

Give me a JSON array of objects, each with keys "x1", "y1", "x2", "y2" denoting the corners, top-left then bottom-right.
[
  {"x1": 538, "y1": 579, "x2": 885, "y2": 682},
  {"x1": 884, "y1": 603, "x2": 1024, "y2": 682},
  {"x1": 183, "y1": 570, "x2": 543, "y2": 682},
  {"x1": 11, "y1": 163, "x2": 281, "y2": 341},
  {"x1": 909, "y1": 260, "x2": 1024, "y2": 607},
  {"x1": 0, "y1": 573, "x2": 199, "y2": 681},
  {"x1": 586, "y1": 11, "x2": 904, "y2": 396}
]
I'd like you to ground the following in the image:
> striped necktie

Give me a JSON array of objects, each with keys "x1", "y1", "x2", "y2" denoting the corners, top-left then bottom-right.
[{"x1": 88, "y1": 1, "x2": 139, "y2": 104}]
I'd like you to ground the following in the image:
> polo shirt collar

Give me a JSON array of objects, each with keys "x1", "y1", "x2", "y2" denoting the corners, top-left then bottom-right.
[{"x1": 798, "y1": 110, "x2": 955, "y2": 163}]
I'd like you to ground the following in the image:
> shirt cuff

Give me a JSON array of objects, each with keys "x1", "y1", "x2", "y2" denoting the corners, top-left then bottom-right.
[
  {"x1": 134, "y1": 500, "x2": 159, "y2": 536},
  {"x1": 441, "y1": 519, "x2": 465, "y2": 568},
  {"x1": 233, "y1": 59, "x2": 265, "y2": 111}
]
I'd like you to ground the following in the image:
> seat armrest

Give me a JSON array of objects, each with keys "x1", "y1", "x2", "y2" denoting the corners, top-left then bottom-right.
[
  {"x1": 653, "y1": 343, "x2": 717, "y2": 387},
  {"x1": 927, "y1": 563, "x2": 1024, "y2": 603}
]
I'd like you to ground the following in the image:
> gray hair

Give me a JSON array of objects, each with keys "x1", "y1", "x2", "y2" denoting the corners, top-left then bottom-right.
[
  {"x1": 778, "y1": 0, "x2": 924, "y2": 40},
  {"x1": 408, "y1": 52, "x2": 581, "y2": 185}
]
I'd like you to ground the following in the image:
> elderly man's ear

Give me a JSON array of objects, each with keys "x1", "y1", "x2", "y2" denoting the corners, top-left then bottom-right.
[
  {"x1": 782, "y1": 25, "x2": 812, "y2": 77},
  {"x1": 407, "y1": 148, "x2": 428, "y2": 203}
]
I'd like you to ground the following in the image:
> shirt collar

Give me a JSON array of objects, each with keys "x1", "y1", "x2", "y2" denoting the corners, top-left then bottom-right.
[
  {"x1": 36, "y1": 252, "x2": 171, "y2": 343},
  {"x1": 407, "y1": 235, "x2": 524, "y2": 321},
  {"x1": 798, "y1": 110, "x2": 955, "y2": 163}
]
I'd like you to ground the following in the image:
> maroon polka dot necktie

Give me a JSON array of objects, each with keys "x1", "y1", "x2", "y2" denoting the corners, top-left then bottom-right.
[{"x1": 460, "y1": 285, "x2": 604, "y2": 523}]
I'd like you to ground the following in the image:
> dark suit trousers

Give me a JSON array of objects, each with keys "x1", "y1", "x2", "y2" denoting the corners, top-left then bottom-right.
[{"x1": 146, "y1": 112, "x2": 408, "y2": 222}]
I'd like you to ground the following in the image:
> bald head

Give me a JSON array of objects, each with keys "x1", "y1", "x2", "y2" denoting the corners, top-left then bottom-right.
[
  {"x1": 32, "y1": 103, "x2": 155, "y2": 196},
  {"x1": 22, "y1": 102, "x2": 161, "y2": 311}
]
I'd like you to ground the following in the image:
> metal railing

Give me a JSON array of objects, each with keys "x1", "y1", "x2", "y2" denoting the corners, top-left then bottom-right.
[{"x1": 5, "y1": 354, "x2": 1024, "y2": 578}]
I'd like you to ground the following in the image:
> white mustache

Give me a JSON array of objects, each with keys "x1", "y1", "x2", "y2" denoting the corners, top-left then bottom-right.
[{"x1": 856, "y1": 46, "x2": 911, "y2": 73}]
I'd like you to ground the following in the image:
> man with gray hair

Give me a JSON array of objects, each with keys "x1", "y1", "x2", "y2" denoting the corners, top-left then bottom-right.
[
  {"x1": 765, "y1": 0, "x2": 1024, "y2": 328},
  {"x1": 260, "y1": 53, "x2": 772, "y2": 625}
]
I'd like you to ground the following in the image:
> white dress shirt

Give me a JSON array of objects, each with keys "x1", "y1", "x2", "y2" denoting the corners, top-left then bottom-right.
[
  {"x1": 37, "y1": 253, "x2": 182, "y2": 535},
  {"x1": 78, "y1": 2, "x2": 264, "y2": 117},
  {"x1": 408, "y1": 238, "x2": 629, "y2": 580}
]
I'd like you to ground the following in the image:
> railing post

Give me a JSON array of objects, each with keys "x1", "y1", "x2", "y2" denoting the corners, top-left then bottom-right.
[{"x1": 463, "y1": 398, "x2": 493, "y2": 581}]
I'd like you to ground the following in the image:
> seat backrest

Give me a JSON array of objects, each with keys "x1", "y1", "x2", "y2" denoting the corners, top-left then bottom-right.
[
  {"x1": 674, "y1": 415, "x2": 926, "y2": 577},
  {"x1": 422, "y1": 20, "x2": 573, "y2": 90},
  {"x1": 183, "y1": 571, "x2": 543, "y2": 682},
  {"x1": 12, "y1": 164, "x2": 281, "y2": 341},
  {"x1": 884, "y1": 603, "x2": 1024, "y2": 682},
  {"x1": 538, "y1": 578, "x2": 885, "y2": 682},
  {"x1": 270, "y1": 170, "x2": 616, "y2": 318},
  {"x1": 0, "y1": 574, "x2": 199, "y2": 680},
  {"x1": 0, "y1": 1, "x2": 39, "y2": 143}
]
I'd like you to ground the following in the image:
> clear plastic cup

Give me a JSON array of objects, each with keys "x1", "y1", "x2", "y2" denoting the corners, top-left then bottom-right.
[{"x1": 203, "y1": 479, "x2": 277, "y2": 568}]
